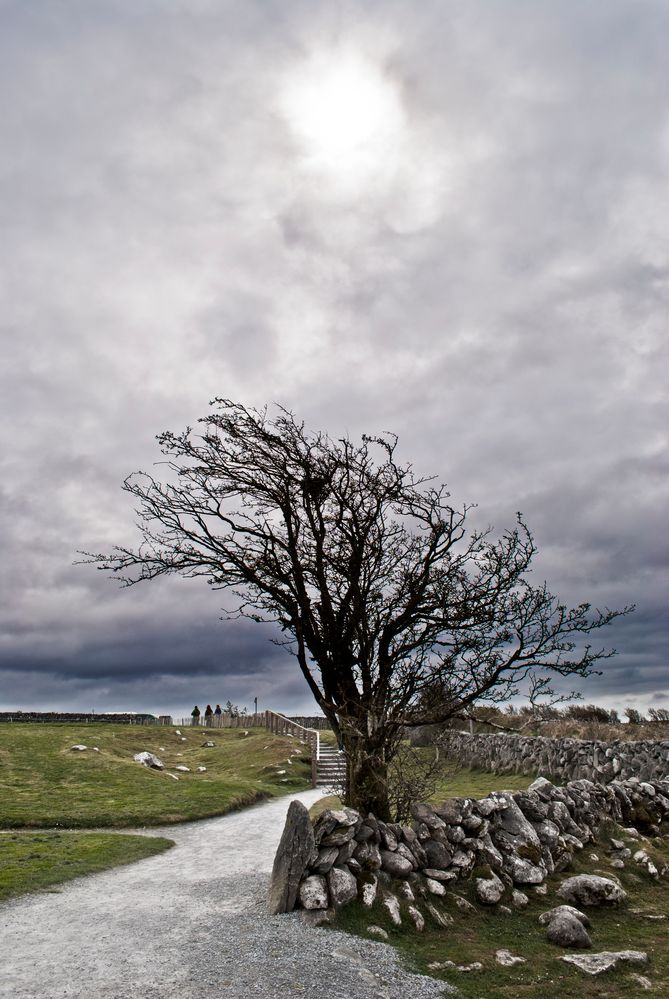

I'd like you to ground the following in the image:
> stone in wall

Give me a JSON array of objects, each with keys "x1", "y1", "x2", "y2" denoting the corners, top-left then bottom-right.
[{"x1": 271, "y1": 774, "x2": 669, "y2": 923}]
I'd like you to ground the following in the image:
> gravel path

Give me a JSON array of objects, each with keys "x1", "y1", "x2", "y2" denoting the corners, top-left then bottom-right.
[{"x1": 0, "y1": 790, "x2": 454, "y2": 998}]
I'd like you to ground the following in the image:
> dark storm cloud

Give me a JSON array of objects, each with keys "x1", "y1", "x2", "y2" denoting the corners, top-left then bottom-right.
[{"x1": 1, "y1": 0, "x2": 667, "y2": 716}]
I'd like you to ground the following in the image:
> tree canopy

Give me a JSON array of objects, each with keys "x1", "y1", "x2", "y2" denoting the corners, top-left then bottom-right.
[{"x1": 83, "y1": 399, "x2": 631, "y2": 818}]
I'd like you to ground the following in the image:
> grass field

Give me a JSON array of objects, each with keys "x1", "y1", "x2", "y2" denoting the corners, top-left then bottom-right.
[
  {"x1": 0, "y1": 830, "x2": 174, "y2": 902},
  {"x1": 333, "y1": 827, "x2": 669, "y2": 998},
  {"x1": 0, "y1": 723, "x2": 311, "y2": 828}
]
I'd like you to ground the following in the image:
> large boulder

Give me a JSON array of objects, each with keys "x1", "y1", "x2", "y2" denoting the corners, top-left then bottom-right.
[
  {"x1": 557, "y1": 875, "x2": 627, "y2": 908},
  {"x1": 268, "y1": 800, "x2": 316, "y2": 914}
]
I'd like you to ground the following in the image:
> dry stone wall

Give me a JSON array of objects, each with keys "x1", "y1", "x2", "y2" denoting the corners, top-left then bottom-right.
[
  {"x1": 437, "y1": 731, "x2": 669, "y2": 783},
  {"x1": 273, "y1": 775, "x2": 669, "y2": 920}
]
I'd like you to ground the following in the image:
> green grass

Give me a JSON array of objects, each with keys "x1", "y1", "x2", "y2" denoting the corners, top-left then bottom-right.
[
  {"x1": 0, "y1": 723, "x2": 311, "y2": 828},
  {"x1": 0, "y1": 829, "x2": 174, "y2": 902},
  {"x1": 332, "y1": 827, "x2": 669, "y2": 998}
]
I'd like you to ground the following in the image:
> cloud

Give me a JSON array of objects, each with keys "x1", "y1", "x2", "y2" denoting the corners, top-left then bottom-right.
[{"x1": 1, "y1": 1, "x2": 667, "y2": 717}]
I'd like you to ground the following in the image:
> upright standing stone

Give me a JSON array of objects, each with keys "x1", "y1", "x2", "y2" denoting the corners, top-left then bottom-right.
[{"x1": 268, "y1": 801, "x2": 316, "y2": 914}]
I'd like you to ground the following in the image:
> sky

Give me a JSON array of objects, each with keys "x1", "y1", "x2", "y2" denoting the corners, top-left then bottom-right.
[{"x1": 1, "y1": 0, "x2": 667, "y2": 721}]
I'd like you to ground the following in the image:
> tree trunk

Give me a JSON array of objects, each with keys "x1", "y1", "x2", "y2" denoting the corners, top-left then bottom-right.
[{"x1": 342, "y1": 735, "x2": 391, "y2": 821}]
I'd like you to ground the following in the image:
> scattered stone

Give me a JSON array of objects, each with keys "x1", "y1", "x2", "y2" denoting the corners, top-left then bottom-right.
[
  {"x1": 557, "y1": 874, "x2": 627, "y2": 908},
  {"x1": 175, "y1": 729, "x2": 181, "y2": 735},
  {"x1": 539, "y1": 905, "x2": 590, "y2": 927},
  {"x1": 180, "y1": 737, "x2": 187, "y2": 742},
  {"x1": 166, "y1": 773, "x2": 179, "y2": 780},
  {"x1": 175, "y1": 765, "x2": 190, "y2": 772},
  {"x1": 299, "y1": 875, "x2": 329, "y2": 910},
  {"x1": 367, "y1": 925, "x2": 389, "y2": 940},
  {"x1": 202, "y1": 741, "x2": 215, "y2": 747},
  {"x1": 631, "y1": 974, "x2": 653, "y2": 990},
  {"x1": 498, "y1": 904, "x2": 512, "y2": 914},
  {"x1": 535, "y1": 884, "x2": 548, "y2": 896},
  {"x1": 70, "y1": 745, "x2": 87, "y2": 751},
  {"x1": 610, "y1": 838, "x2": 625, "y2": 850},
  {"x1": 589, "y1": 853, "x2": 599, "y2": 861},
  {"x1": 268, "y1": 801, "x2": 316, "y2": 914},
  {"x1": 92, "y1": 747, "x2": 100, "y2": 752},
  {"x1": 495, "y1": 949, "x2": 526, "y2": 967},
  {"x1": 133, "y1": 752, "x2": 165, "y2": 769},
  {"x1": 426, "y1": 877, "x2": 447, "y2": 897},
  {"x1": 545, "y1": 911, "x2": 592, "y2": 948},
  {"x1": 511, "y1": 890, "x2": 529, "y2": 908},
  {"x1": 455, "y1": 963, "x2": 483, "y2": 973},
  {"x1": 475, "y1": 873, "x2": 505, "y2": 905},
  {"x1": 610, "y1": 859, "x2": 625, "y2": 869},
  {"x1": 560, "y1": 951, "x2": 647, "y2": 976},
  {"x1": 197, "y1": 766, "x2": 206, "y2": 772}
]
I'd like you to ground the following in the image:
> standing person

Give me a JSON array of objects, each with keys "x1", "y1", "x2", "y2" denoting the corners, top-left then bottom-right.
[
  {"x1": 204, "y1": 704, "x2": 213, "y2": 727},
  {"x1": 191, "y1": 705, "x2": 201, "y2": 726},
  {"x1": 214, "y1": 704, "x2": 222, "y2": 728}
]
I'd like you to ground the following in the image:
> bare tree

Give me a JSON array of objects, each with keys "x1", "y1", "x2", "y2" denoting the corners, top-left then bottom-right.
[{"x1": 81, "y1": 400, "x2": 632, "y2": 819}]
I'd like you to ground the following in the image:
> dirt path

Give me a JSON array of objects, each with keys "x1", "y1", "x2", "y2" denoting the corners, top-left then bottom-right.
[{"x1": 0, "y1": 790, "x2": 451, "y2": 998}]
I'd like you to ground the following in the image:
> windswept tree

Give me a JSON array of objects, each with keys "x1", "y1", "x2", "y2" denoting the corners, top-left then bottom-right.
[{"x1": 82, "y1": 400, "x2": 631, "y2": 819}]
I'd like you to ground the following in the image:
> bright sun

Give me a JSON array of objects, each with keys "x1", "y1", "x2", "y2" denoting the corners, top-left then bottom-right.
[{"x1": 278, "y1": 49, "x2": 406, "y2": 193}]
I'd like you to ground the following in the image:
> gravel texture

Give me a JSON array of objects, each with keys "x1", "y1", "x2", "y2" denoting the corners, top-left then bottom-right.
[{"x1": 0, "y1": 790, "x2": 454, "y2": 998}]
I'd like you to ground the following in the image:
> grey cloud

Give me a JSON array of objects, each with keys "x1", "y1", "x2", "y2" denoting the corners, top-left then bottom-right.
[{"x1": 1, "y1": 1, "x2": 667, "y2": 716}]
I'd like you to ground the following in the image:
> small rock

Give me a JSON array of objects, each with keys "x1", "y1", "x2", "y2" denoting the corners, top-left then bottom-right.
[
  {"x1": 560, "y1": 951, "x2": 647, "y2": 976},
  {"x1": 380, "y1": 850, "x2": 413, "y2": 877},
  {"x1": 451, "y1": 895, "x2": 477, "y2": 914},
  {"x1": 475, "y1": 873, "x2": 505, "y2": 905},
  {"x1": 396, "y1": 880, "x2": 415, "y2": 902},
  {"x1": 426, "y1": 877, "x2": 447, "y2": 897},
  {"x1": 382, "y1": 893, "x2": 402, "y2": 926},
  {"x1": 133, "y1": 752, "x2": 164, "y2": 770},
  {"x1": 631, "y1": 974, "x2": 653, "y2": 990},
  {"x1": 610, "y1": 838, "x2": 625, "y2": 850},
  {"x1": 408, "y1": 905, "x2": 425, "y2": 931},
  {"x1": 360, "y1": 877, "x2": 378, "y2": 908},
  {"x1": 175, "y1": 729, "x2": 181, "y2": 735},
  {"x1": 455, "y1": 963, "x2": 483, "y2": 973},
  {"x1": 166, "y1": 773, "x2": 179, "y2": 780},
  {"x1": 175, "y1": 765, "x2": 190, "y2": 772},
  {"x1": 299, "y1": 875, "x2": 329, "y2": 910},
  {"x1": 557, "y1": 874, "x2": 627, "y2": 908},
  {"x1": 498, "y1": 904, "x2": 512, "y2": 914},
  {"x1": 589, "y1": 853, "x2": 599, "y2": 862},
  {"x1": 197, "y1": 766, "x2": 206, "y2": 772},
  {"x1": 422, "y1": 868, "x2": 457, "y2": 882},
  {"x1": 93, "y1": 747, "x2": 100, "y2": 752},
  {"x1": 327, "y1": 867, "x2": 358, "y2": 908},
  {"x1": 539, "y1": 905, "x2": 590, "y2": 927},
  {"x1": 425, "y1": 903, "x2": 454, "y2": 928},
  {"x1": 545, "y1": 912, "x2": 592, "y2": 948},
  {"x1": 535, "y1": 884, "x2": 548, "y2": 896},
  {"x1": 610, "y1": 859, "x2": 625, "y2": 869},
  {"x1": 367, "y1": 925, "x2": 389, "y2": 940},
  {"x1": 512, "y1": 890, "x2": 529, "y2": 908},
  {"x1": 181, "y1": 737, "x2": 187, "y2": 742},
  {"x1": 202, "y1": 741, "x2": 215, "y2": 747},
  {"x1": 495, "y1": 949, "x2": 526, "y2": 967}
]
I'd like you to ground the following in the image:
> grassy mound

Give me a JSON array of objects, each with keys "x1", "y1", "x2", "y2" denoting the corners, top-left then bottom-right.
[
  {"x1": 0, "y1": 830, "x2": 174, "y2": 902},
  {"x1": 0, "y1": 723, "x2": 311, "y2": 828}
]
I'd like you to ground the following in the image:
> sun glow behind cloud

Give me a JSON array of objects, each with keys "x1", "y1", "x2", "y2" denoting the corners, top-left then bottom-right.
[{"x1": 278, "y1": 48, "x2": 406, "y2": 195}]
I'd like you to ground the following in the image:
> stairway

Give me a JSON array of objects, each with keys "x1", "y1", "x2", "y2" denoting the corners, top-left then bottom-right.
[{"x1": 315, "y1": 743, "x2": 347, "y2": 788}]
